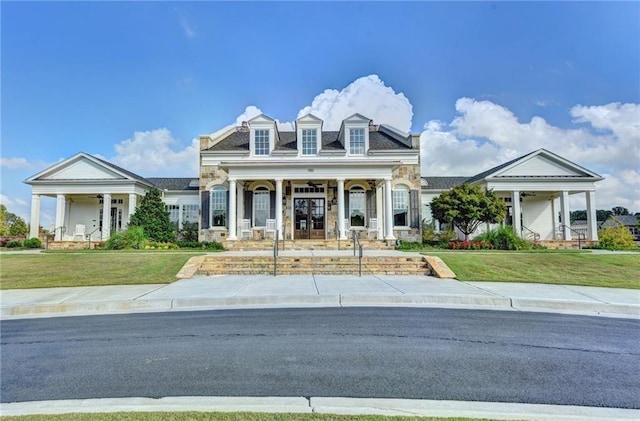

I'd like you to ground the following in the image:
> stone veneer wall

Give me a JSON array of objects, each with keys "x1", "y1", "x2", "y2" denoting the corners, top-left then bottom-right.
[{"x1": 391, "y1": 162, "x2": 422, "y2": 243}]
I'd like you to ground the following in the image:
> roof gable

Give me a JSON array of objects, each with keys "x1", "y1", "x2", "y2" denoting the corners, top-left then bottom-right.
[
  {"x1": 469, "y1": 149, "x2": 603, "y2": 182},
  {"x1": 25, "y1": 152, "x2": 151, "y2": 185}
]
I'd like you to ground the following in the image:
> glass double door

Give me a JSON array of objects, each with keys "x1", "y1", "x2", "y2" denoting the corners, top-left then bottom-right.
[{"x1": 294, "y1": 198, "x2": 325, "y2": 239}]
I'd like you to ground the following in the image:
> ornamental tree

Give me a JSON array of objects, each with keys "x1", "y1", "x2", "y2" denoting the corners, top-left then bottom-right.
[
  {"x1": 128, "y1": 188, "x2": 175, "y2": 242},
  {"x1": 430, "y1": 184, "x2": 507, "y2": 240}
]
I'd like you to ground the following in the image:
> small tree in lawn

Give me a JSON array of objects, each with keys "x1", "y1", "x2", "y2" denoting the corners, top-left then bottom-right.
[
  {"x1": 128, "y1": 188, "x2": 175, "y2": 242},
  {"x1": 430, "y1": 184, "x2": 507, "y2": 240}
]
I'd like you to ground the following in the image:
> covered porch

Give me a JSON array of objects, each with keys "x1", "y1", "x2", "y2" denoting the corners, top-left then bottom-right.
[{"x1": 200, "y1": 160, "x2": 422, "y2": 244}]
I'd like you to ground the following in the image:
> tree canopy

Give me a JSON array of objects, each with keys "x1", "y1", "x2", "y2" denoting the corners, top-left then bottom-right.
[
  {"x1": 0, "y1": 204, "x2": 29, "y2": 236},
  {"x1": 430, "y1": 184, "x2": 507, "y2": 240},
  {"x1": 127, "y1": 189, "x2": 175, "y2": 242}
]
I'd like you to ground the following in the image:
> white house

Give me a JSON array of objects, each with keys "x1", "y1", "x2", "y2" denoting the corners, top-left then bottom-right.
[{"x1": 24, "y1": 116, "x2": 604, "y2": 247}]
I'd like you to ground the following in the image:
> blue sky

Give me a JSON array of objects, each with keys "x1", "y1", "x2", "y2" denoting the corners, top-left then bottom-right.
[{"x1": 2, "y1": 1, "x2": 639, "y2": 223}]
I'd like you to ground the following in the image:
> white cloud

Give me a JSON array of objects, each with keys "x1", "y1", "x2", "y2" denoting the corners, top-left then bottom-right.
[
  {"x1": 0, "y1": 193, "x2": 17, "y2": 207},
  {"x1": 296, "y1": 75, "x2": 413, "y2": 131},
  {"x1": 420, "y1": 98, "x2": 640, "y2": 212},
  {"x1": 1, "y1": 157, "x2": 43, "y2": 170},
  {"x1": 107, "y1": 128, "x2": 199, "y2": 177}
]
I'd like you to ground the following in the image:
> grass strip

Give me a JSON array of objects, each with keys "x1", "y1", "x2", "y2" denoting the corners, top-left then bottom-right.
[
  {"x1": 0, "y1": 252, "x2": 204, "y2": 289},
  {"x1": 424, "y1": 251, "x2": 640, "y2": 289}
]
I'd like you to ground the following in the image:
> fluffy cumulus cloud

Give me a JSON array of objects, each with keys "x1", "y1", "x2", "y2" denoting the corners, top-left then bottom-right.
[
  {"x1": 296, "y1": 75, "x2": 413, "y2": 132},
  {"x1": 107, "y1": 128, "x2": 199, "y2": 177},
  {"x1": 421, "y1": 99, "x2": 640, "y2": 212}
]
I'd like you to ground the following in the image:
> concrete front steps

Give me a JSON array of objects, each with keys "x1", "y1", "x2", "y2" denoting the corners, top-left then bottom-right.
[
  {"x1": 197, "y1": 254, "x2": 431, "y2": 276},
  {"x1": 221, "y1": 239, "x2": 395, "y2": 251}
]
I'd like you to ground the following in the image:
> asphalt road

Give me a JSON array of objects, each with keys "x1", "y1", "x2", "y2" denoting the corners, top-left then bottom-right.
[{"x1": 2, "y1": 307, "x2": 639, "y2": 409}]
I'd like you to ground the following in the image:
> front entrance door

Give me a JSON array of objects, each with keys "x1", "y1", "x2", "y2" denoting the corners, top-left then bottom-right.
[{"x1": 294, "y1": 198, "x2": 325, "y2": 239}]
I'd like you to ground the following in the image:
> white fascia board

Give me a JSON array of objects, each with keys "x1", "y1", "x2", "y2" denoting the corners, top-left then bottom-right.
[
  {"x1": 222, "y1": 160, "x2": 399, "y2": 180},
  {"x1": 484, "y1": 180, "x2": 599, "y2": 192},
  {"x1": 30, "y1": 182, "x2": 151, "y2": 196},
  {"x1": 319, "y1": 149, "x2": 347, "y2": 156}
]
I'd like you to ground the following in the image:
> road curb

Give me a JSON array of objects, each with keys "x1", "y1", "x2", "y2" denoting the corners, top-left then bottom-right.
[
  {"x1": 2, "y1": 396, "x2": 639, "y2": 420},
  {"x1": 2, "y1": 295, "x2": 638, "y2": 320}
]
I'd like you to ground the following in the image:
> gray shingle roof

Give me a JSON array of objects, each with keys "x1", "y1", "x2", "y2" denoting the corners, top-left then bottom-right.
[
  {"x1": 422, "y1": 177, "x2": 469, "y2": 190},
  {"x1": 206, "y1": 128, "x2": 414, "y2": 152},
  {"x1": 601, "y1": 215, "x2": 639, "y2": 227},
  {"x1": 147, "y1": 178, "x2": 199, "y2": 191}
]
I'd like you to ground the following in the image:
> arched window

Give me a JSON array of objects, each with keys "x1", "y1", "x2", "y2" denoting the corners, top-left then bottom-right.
[
  {"x1": 210, "y1": 186, "x2": 227, "y2": 227},
  {"x1": 253, "y1": 186, "x2": 270, "y2": 227},
  {"x1": 393, "y1": 184, "x2": 409, "y2": 227},
  {"x1": 349, "y1": 186, "x2": 366, "y2": 227}
]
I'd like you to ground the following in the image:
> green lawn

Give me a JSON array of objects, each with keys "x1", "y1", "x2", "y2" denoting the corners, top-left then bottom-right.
[
  {"x1": 0, "y1": 413, "x2": 492, "y2": 421},
  {"x1": 425, "y1": 251, "x2": 640, "y2": 289},
  {"x1": 0, "y1": 251, "x2": 204, "y2": 289}
]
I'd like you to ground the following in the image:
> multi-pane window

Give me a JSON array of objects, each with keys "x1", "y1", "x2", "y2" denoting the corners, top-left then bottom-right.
[
  {"x1": 254, "y1": 129, "x2": 270, "y2": 156},
  {"x1": 349, "y1": 128, "x2": 365, "y2": 155},
  {"x1": 166, "y1": 205, "x2": 180, "y2": 229},
  {"x1": 349, "y1": 187, "x2": 365, "y2": 227},
  {"x1": 182, "y1": 204, "x2": 199, "y2": 226},
  {"x1": 392, "y1": 185, "x2": 409, "y2": 226},
  {"x1": 253, "y1": 187, "x2": 270, "y2": 227},
  {"x1": 301, "y1": 129, "x2": 317, "y2": 155},
  {"x1": 211, "y1": 187, "x2": 227, "y2": 227}
]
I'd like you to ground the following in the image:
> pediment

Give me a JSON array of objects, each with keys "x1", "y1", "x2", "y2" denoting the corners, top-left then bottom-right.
[
  {"x1": 248, "y1": 114, "x2": 275, "y2": 125},
  {"x1": 343, "y1": 113, "x2": 371, "y2": 124},
  {"x1": 296, "y1": 113, "x2": 323, "y2": 123},
  {"x1": 490, "y1": 149, "x2": 602, "y2": 180},
  {"x1": 25, "y1": 152, "x2": 146, "y2": 184}
]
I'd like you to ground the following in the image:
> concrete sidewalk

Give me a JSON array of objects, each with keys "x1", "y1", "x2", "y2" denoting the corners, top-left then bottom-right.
[{"x1": 2, "y1": 274, "x2": 638, "y2": 320}]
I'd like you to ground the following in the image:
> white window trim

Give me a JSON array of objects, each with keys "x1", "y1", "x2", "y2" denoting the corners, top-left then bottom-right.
[
  {"x1": 346, "y1": 127, "x2": 369, "y2": 156},
  {"x1": 253, "y1": 187, "x2": 271, "y2": 228},
  {"x1": 301, "y1": 128, "x2": 318, "y2": 156},
  {"x1": 392, "y1": 184, "x2": 410, "y2": 228},
  {"x1": 209, "y1": 187, "x2": 228, "y2": 229},
  {"x1": 348, "y1": 186, "x2": 366, "y2": 228}
]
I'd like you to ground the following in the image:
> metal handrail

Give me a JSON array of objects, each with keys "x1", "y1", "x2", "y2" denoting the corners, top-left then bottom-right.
[
  {"x1": 352, "y1": 230, "x2": 363, "y2": 276},
  {"x1": 273, "y1": 229, "x2": 279, "y2": 276},
  {"x1": 86, "y1": 226, "x2": 101, "y2": 249},
  {"x1": 559, "y1": 224, "x2": 586, "y2": 249},
  {"x1": 521, "y1": 225, "x2": 540, "y2": 242}
]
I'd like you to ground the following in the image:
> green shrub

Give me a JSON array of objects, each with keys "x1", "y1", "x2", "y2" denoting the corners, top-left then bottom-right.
[
  {"x1": 23, "y1": 237, "x2": 42, "y2": 248},
  {"x1": 598, "y1": 221, "x2": 636, "y2": 250},
  {"x1": 6, "y1": 240, "x2": 22, "y2": 248},
  {"x1": 102, "y1": 227, "x2": 148, "y2": 250},
  {"x1": 474, "y1": 226, "x2": 533, "y2": 250},
  {"x1": 176, "y1": 240, "x2": 225, "y2": 250},
  {"x1": 396, "y1": 241, "x2": 426, "y2": 251}
]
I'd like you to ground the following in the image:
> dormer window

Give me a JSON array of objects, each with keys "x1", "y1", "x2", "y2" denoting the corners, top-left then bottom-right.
[
  {"x1": 301, "y1": 129, "x2": 317, "y2": 156},
  {"x1": 254, "y1": 129, "x2": 270, "y2": 156},
  {"x1": 349, "y1": 128, "x2": 365, "y2": 155}
]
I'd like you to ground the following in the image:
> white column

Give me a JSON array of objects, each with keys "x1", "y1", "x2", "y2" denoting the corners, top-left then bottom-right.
[
  {"x1": 127, "y1": 194, "x2": 137, "y2": 225},
  {"x1": 511, "y1": 190, "x2": 521, "y2": 237},
  {"x1": 55, "y1": 194, "x2": 65, "y2": 241},
  {"x1": 560, "y1": 190, "x2": 571, "y2": 240},
  {"x1": 384, "y1": 178, "x2": 395, "y2": 240},
  {"x1": 586, "y1": 190, "x2": 598, "y2": 241},
  {"x1": 376, "y1": 181, "x2": 383, "y2": 238},
  {"x1": 102, "y1": 193, "x2": 111, "y2": 240},
  {"x1": 228, "y1": 179, "x2": 237, "y2": 240},
  {"x1": 30, "y1": 194, "x2": 41, "y2": 239},
  {"x1": 337, "y1": 178, "x2": 346, "y2": 240},
  {"x1": 275, "y1": 178, "x2": 283, "y2": 239}
]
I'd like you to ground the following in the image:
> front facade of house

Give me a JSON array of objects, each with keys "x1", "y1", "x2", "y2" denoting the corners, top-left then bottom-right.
[
  {"x1": 24, "y1": 113, "x2": 604, "y2": 246},
  {"x1": 198, "y1": 113, "x2": 422, "y2": 243}
]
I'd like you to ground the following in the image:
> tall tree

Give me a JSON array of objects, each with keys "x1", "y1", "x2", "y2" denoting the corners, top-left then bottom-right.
[
  {"x1": 570, "y1": 210, "x2": 587, "y2": 223},
  {"x1": 611, "y1": 206, "x2": 630, "y2": 216},
  {"x1": 128, "y1": 188, "x2": 175, "y2": 242},
  {"x1": 430, "y1": 184, "x2": 507, "y2": 240},
  {"x1": 0, "y1": 204, "x2": 29, "y2": 236}
]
